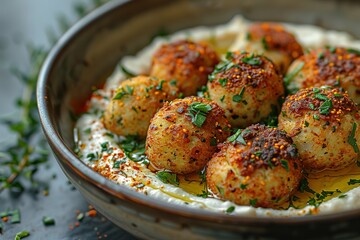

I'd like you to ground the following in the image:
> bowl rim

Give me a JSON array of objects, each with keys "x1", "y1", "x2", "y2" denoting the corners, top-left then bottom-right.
[{"x1": 37, "y1": 0, "x2": 360, "y2": 227}]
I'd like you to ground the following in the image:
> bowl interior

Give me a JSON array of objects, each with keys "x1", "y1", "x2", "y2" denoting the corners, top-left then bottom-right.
[{"x1": 37, "y1": 0, "x2": 360, "y2": 238}]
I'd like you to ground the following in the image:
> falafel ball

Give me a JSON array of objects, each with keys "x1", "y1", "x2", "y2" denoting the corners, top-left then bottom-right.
[
  {"x1": 278, "y1": 86, "x2": 360, "y2": 172},
  {"x1": 207, "y1": 51, "x2": 284, "y2": 128},
  {"x1": 146, "y1": 96, "x2": 231, "y2": 174},
  {"x1": 242, "y1": 22, "x2": 304, "y2": 74},
  {"x1": 286, "y1": 47, "x2": 360, "y2": 104},
  {"x1": 103, "y1": 75, "x2": 178, "y2": 138},
  {"x1": 149, "y1": 40, "x2": 220, "y2": 96},
  {"x1": 206, "y1": 124, "x2": 302, "y2": 208}
]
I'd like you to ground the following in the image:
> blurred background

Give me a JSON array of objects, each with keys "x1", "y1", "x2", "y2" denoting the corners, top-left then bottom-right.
[{"x1": 0, "y1": 1, "x2": 135, "y2": 239}]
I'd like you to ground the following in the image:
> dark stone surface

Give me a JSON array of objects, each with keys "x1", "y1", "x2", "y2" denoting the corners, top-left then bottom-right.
[
  {"x1": 0, "y1": 1, "x2": 135, "y2": 239},
  {"x1": 0, "y1": 154, "x2": 136, "y2": 240}
]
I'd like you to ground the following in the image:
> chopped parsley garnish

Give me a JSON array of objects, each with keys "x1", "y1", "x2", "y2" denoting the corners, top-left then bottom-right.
[
  {"x1": 334, "y1": 93, "x2": 343, "y2": 98},
  {"x1": 232, "y1": 87, "x2": 245, "y2": 103},
  {"x1": 131, "y1": 106, "x2": 138, "y2": 113},
  {"x1": 156, "y1": 80, "x2": 165, "y2": 90},
  {"x1": 196, "y1": 85, "x2": 209, "y2": 99},
  {"x1": 208, "y1": 58, "x2": 237, "y2": 81},
  {"x1": 313, "y1": 114, "x2": 320, "y2": 120},
  {"x1": 249, "y1": 198, "x2": 258, "y2": 207},
  {"x1": 299, "y1": 178, "x2": 315, "y2": 194},
  {"x1": 113, "y1": 158, "x2": 127, "y2": 168},
  {"x1": 227, "y1": 129, "x2": 246, "y2": 145},
  {"x1": 216, "y1": 185, "x2": 225, "y2": 196},
  {"x1": 119, "y1": 135, "x2": 148, "y2": 164},
  {"x1": 225, "y1": 51, "x2": 234, "y2": 60},
  {"x1": 136, "y1": 183, "x2": 145, "y2": 188},
  {"x1": 156, "y1": 171, "x2": 179, "y2": 186},
  {"x1": 220, "y1": 95, "x2": 225, "y2": 102},
  {"x1": 254, "y1": 151, "x2": 262, "y2": 157},
  {"x1": 318, "y1": 99, "x2": 332, "y2": 115},
  {"x1": 261, "y1": 37, "x2": 269, "y2": 50},
  {"x1": 186, "y1": 102, "x2": 212, "y2": 127},
  {"x1": 125, "y1": 86, "x2": 133, "y2": 96},
  {"x1": 241, "y1": 54, "x2": 263, "y2": 66},
  {"x1": 169, "y1": 79, "x2": 177, "y2": 86},
  {"x1": 284, "y1": 61, "x2": 304, "y2": 86},
  {"x1": 77, "y1": 213, "x2": 85, "y2": 222},
  {"x1": 210, "y1": 137, "x2": 217, "y2": 146},
  {"x1": 314, "y1": 93, "x2": 329, "y2": 101},
  {"x1": 219, "y1": 78, "x2": 228, "y2": 86},
  {"x1": 317, "y1": 52, "x2": 324, "y2": 59},
  {"x1": 11, "y1": 209, "x2": 21, "y2": 223},
  {"x1": 246, "y1": 32, "x2": 252, "y2": 40},
  {"x1": 309, "y1": 103, "x2": 316, "y2": 110},
  {"x1": 15, "y1": 231, "x2": 30, "y2": 240},
  {"x1": 100, "y1": 142, "x2": 109, "y2": 152},
  {"x1": 113, "y1": 89, "x2": 127, "y2": 100},
  {"x1": 312, "y1": 88, "x2": 321, "y2": 94},
  {"x1": 42, "y1": 216, "x2": 55, "y2": 226},
  {"x1": 226, "y1": 206, "x2": 235, "y2": 213},
  {"x1": 86, "y1": 152, "x2": 99, "y2": 161},
  {"x1": 262, "y1": 104, "x2": 279, "y2": 127},
  {"x1": 197, "y1": 190, "x2": 210, "y2": 198},
  {"x1": 348, "y1": 179, "x2": 360, "y2": 185},
  {"x1": 119, "y1": 64, "x2": 136, "y2": 78},
  {"x1": 328, "y1": 47, "x2": 336, "y2": 53},
  {"x1": 113, "y1": 85, "x2": 134, "y2": 100},
  {"x1": 304, "y1": 121, "x2": 309, "y2": 127},
  {"x1": 347, "y1": 48, "x2": 360, "y2": 55},
  {"x1": 339, "y1": 194, "x2": 347, "y2": 199},
  {"x1": 240, "y1": 183, "x2": 248, "y2": 190},
  {"x1": 280, "y1": 159, "x2": 289, "y2": 172},
  {"x1": 348, "y1": 122, "x2": 359, "y2": 153}
]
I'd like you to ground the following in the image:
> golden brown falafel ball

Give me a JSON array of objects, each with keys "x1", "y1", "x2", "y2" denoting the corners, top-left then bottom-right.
[
  {"x1": 103, "y1": 75, "x2": 178, "y2": 138},
  {"x1": 149, "y1": 40, "x2": 220, "y2": 96},
  {"x1": 278, "y1": 86, "x2": 360, "y2": 172},
  {"x1": 243, "y1": 22, "x2": 304, "y2": 74},
  {"x1": 146, "y1": 96, "x2": 231, "y2": 174},
  {"x1": 207, "y1": 124, "x2": 302, "y2": 208},
  {"x1": 207, "y1": 51, "x2": 284, "y2": 128},
  {"x1": 286, "y1": 47, "x2": 360, "y2": 103}
]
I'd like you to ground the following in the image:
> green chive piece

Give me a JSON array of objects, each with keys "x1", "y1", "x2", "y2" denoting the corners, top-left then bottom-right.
[
  {"x1": 348, "y1": 122, "x2": 359, "y2": 153},
  {"x1": 348, "y1": 179, "x2": 360, "y2": 185},
  {"x1": 156, "y1": 171, "x2": 179, "y2": 186},
  {"x1": 15, "y1": 231, "x2": 30, "y2": 240},
  {"x1": 226, "y1": 206, "x2": 235, "y2": 213},
  {"x1": 42, "y1": 216, "x2": 55, "y2": 226},
  {"x1": 10, "y1": 209, "x2": 21, "y2": 224},
  {"x1": 284, "y1": 62, "x2": 304, "y2": 85},
  {"x1": 119, "y1": 65, "x2": 136, "y2": 78},
  {"x1": 319, "y1": 99, "x2": 332, "y2": 115},
  {"x1": 186, "y1": 102, "x2": 212, "y2": 127},
  {"x1": 232, "y1": 87, "x2": 245, "y2": 102}
]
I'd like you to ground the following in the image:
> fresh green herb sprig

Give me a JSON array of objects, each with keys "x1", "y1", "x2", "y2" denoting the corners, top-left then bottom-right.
[
  {"x1": 0, "y1": 0, "x2": 111, "y2": 196},
  {"x1": 156, "y1": 171, "x2": 179, "y2": 186},
  {"x1": 348, "y1": 122, "x2": 359, "y2": 153},
  {"x1": 0, "y1": 47, "x2": 49, "y2": 194},
  {"x1": 186, "y1": 102, "x2": 212, "y2": 127},
  {"x1": 241, "y1": 54, "x2": 262, "y2": 66},
  {"x1": 119, "y1": 135, "x2": 149, "y2": 165},
  {"x1": 14, "y1": 231, "x2": 30, "y2": 240}
]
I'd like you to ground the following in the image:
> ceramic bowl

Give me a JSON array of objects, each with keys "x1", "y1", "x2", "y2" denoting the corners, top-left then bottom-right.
[{"x1": 37, "y1": 0, "x2": 360, "y2": 239}]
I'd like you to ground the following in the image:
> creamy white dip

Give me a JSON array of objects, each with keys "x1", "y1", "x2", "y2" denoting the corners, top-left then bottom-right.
[{"x1": 75, "y1": 16, "x2": 360, "y2": 217}]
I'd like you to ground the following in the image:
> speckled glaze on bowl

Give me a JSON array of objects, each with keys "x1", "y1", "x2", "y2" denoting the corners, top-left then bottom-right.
[{"x1": 37, "y1": 0, "x2": 360, "y2": 239}]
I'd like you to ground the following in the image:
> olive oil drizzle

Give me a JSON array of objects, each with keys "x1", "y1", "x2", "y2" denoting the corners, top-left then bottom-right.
[{"x1": 172, "y1": 162, "x2": 360, "y2": 210}]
